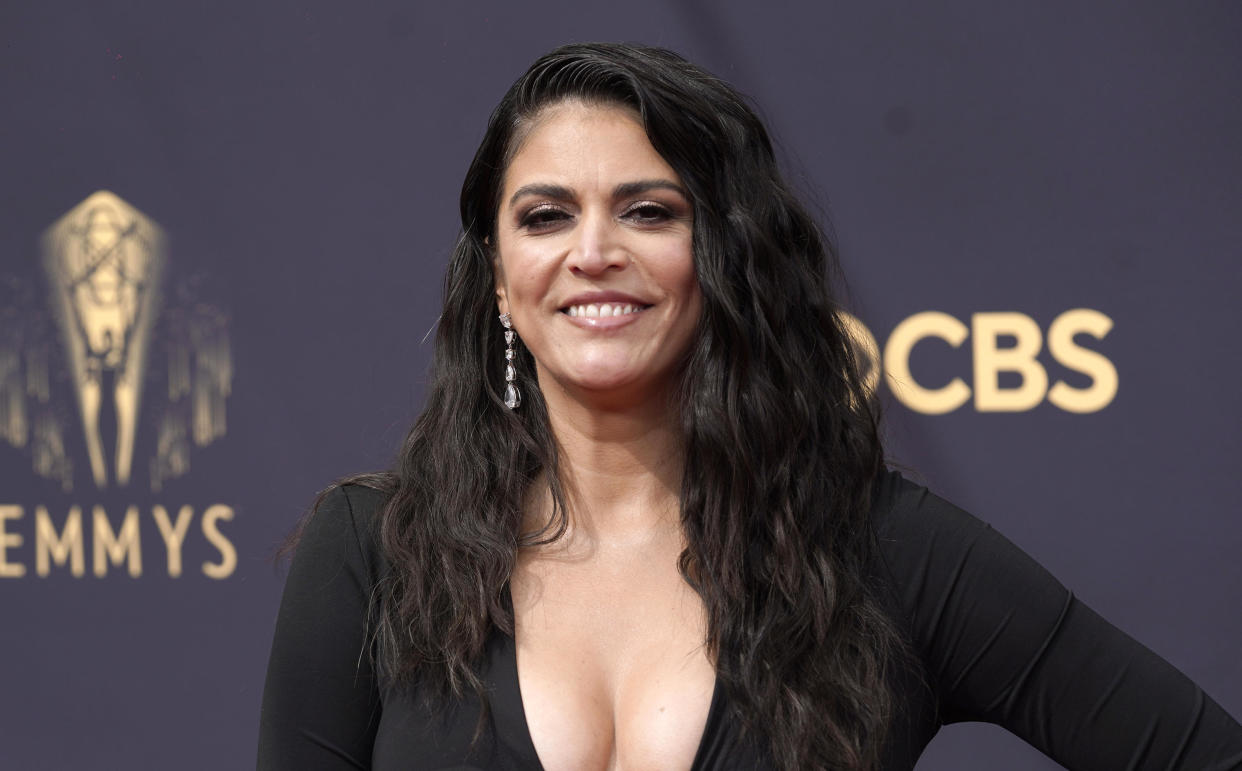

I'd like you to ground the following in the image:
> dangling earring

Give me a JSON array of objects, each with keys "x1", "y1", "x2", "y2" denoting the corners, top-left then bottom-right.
[{"x1": 499, "y1": 313, "x2": 520, "y2": 409}]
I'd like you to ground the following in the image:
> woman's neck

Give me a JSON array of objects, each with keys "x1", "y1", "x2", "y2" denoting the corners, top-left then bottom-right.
[{"x1": 530, "y1": 379, "x2": 684, "y2": 548}]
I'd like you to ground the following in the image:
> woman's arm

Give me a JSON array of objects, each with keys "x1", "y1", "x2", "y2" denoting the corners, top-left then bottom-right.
[
  {"x1": 257, "y1": 485, "x2": 387, "y2": 770},
  {"x1": 874, "y1": 471, "x2": 1242, "y2": 770}
]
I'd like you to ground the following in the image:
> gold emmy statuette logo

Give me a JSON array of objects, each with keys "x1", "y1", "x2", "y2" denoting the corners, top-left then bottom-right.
[
  {"x1": 0, "y1": 190, "x2": 234, "y2": 492},
  {"x1": 42, "y1": 191, "x2": 165, "y2": 489}
]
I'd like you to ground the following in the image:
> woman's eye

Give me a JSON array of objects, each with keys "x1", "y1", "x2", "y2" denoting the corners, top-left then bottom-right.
[
  {"x1": 519, "y1": 206, "x2": 569, "y2": 231},
  {"x1": 624, "y1": 202, "x2": 673, "y2": 224}
]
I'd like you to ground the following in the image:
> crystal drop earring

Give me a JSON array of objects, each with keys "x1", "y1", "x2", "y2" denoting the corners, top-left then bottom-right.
[{"x1": 499, "y1": 313, "x2": 520, "y2": 409}]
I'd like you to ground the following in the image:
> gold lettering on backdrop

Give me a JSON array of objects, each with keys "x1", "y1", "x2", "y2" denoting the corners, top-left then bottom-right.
[
  {"x1": 0, "y1": 504, "x2": 238, "y2": 578},
  {"x1": 883, "y1": 311, "x2": 972, "y2": 415},
  {"x1": 972, "y1": 312, "x2": 1049, "y2": 411},
  {"x1": 840, "y1": 310, "x2": 1117, "y2": 414},
  {"x1": 92, "y1": 505, "x2": 142, "y2": 578},
  {"x1": 201, "y1": 504, "x2": 236, "y2": 579},
  {"x1": 36, "y1": 505, "x2": 85, "y2": 577},
  {"x1": 152, "y1": 504, "x2": 193, "y2": 578},
  {"x1": 1046, "y1": 309, "x2": 1119, "y2": 413},
  {"x1": 43, "y1": 192, "x2": 166, "y2": 489},
  {"x1": 0, "y1": 505, "x2": 26, "y2": 578}
]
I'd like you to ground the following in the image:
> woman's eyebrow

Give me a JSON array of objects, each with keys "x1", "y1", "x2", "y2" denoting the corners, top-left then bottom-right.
[
  {"x1": 613, "y1": 179, "x2": 687, "y2": 199},
  {"x1": 507, "y1": 183, "x2": 573, "y2": 208}
]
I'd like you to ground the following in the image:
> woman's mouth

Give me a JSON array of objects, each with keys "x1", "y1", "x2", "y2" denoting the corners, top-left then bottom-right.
[{"x1": 561, "y1": 302, "x2": 651, "y2": 318}]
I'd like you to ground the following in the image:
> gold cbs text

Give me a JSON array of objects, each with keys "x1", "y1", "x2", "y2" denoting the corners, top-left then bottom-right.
[{"x1": 843, "y1": 308, "x2": 1117, "y2": 414}]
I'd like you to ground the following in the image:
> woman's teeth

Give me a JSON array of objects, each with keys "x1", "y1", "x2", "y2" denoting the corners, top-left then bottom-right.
[{"x1": 565, "y1": 303, "x2": 644, "y2": 318}]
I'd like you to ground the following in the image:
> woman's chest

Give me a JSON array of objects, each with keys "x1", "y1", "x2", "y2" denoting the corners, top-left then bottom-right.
[
  {"x1": 371, "y1": 629, "x2": 738, "y2": 771},
  {"x1": 509, "y1": 545, "x2": 716, "y2": 770}
]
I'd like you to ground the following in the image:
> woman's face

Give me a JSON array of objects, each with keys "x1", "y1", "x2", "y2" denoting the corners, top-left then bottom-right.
[{"x1": 493, "y1": 101, "x2": 700, "y2": 406}]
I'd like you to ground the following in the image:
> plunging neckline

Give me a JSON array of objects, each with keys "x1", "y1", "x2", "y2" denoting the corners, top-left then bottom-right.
[{"x1": 502, "y1": 583, "x2": 723, "y2": 770}]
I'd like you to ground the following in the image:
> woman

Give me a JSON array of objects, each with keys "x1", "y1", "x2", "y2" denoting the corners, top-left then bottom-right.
[{"x1": 258, "y1": 43, "x2": 1242, "y2": 770}]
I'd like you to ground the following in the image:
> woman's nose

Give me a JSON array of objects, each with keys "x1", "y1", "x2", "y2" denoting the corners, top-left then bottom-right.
[{"x1": 567, "y1": 210, "x2": 626, "y2": 275}]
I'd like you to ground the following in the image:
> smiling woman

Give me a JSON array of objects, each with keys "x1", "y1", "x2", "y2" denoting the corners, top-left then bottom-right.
[
  {"x1": 494, "y1": 101, "x2": 700, "y2": 406},
  {"x1": 257, "y1": 43, "x2": 1242, "y2": 770}
]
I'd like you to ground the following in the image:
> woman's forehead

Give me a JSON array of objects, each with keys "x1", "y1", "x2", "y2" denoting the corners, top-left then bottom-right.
[{"x1": 500, "y1": 102, "x2": 674, "y2": 200}]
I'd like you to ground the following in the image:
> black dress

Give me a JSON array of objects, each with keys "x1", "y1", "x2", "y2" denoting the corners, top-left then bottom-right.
[{"x1": 257, "y1": 471, "x2": 1242, "y2": 769}]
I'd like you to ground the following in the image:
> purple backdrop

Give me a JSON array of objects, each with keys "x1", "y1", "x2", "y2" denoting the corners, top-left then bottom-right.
[{"x1": 1, "y1": 2, "x2": 1238, "y2": 769}]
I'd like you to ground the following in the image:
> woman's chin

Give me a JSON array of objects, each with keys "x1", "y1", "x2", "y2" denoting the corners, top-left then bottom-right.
[
  {"x1": 548, "y1": 368, "x2": 673, "y2": 404},
  {"x1": 569, "y1": 371, "x2": 641, "y2": 394}
]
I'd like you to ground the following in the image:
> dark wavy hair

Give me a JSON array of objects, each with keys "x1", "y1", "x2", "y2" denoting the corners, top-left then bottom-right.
[{"x1": 341, "y1": 43, "x2": 904, "y2": 769}]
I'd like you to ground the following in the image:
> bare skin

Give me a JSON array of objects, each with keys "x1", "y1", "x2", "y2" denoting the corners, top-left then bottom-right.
[{"x1": 495, "y1": 102, "x2": 714, "y2": 770}]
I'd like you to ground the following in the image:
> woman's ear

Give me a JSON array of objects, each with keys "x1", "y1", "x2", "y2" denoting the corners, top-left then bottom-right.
[{"x1": 492, "y1": 252, "x2": 510, "y2": 316}]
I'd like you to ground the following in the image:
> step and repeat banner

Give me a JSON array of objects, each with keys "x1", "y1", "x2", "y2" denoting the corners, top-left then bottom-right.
[{"x1": 2, "y1": 2, "x2": 1238, "y2": 769}]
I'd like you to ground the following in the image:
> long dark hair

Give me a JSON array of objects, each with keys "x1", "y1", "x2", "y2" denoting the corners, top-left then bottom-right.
[{"x1": 341, "y1": 43, "x2": 904, "y2": 769}]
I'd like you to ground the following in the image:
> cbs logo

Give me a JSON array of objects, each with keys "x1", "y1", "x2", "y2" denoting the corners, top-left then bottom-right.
[{"x1": 842, "y1": 309, "x2": 1117, "y2": 414}]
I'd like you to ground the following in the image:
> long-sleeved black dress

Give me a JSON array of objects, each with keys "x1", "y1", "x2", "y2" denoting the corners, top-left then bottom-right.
[{"x1": 258, "y1": 470, "x2": 1242, "y2": 769}]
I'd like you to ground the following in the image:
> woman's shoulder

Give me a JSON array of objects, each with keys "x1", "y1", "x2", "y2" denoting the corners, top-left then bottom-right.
[
  {"x1": 317, "y1": 478, "x2": 394, "y2": 525},
  {"x1": 294, "y1": 476, "x2": 396, "y2": 580},
  {"x1": 868, "y1": 466, "x2": 995, "y2": 547},
  {"x1": 866, "y1": 465, "x2": 1071, "y2": 619}
]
